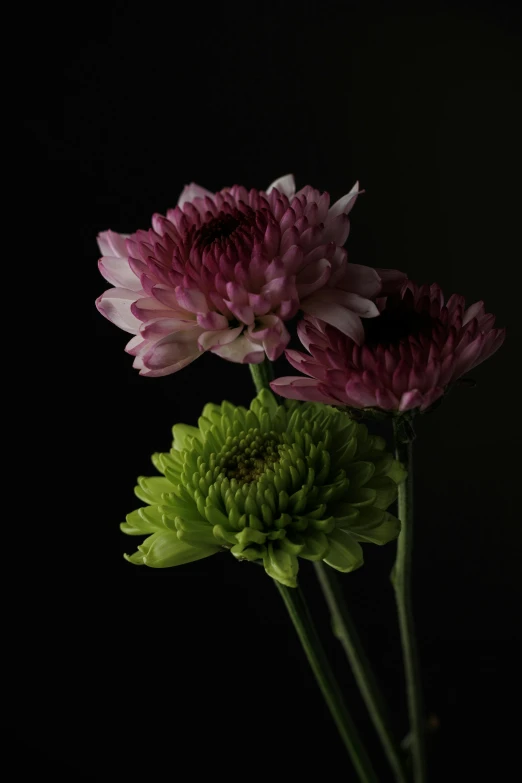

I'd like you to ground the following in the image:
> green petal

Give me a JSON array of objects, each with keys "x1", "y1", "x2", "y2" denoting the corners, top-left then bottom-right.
[
  {"x1": 347, "y1": 487, "x2": 377, "y2": 507},
  {"x1": 124, "y1": 532, "x2": 218, "y2": 568},
  {"x1": 120, "y1": 505, "x2": 176, "y2": 536},
  {"x1": 134, "y1": 476, "x2": 174, "y2": 505},
  {"x1": 299, "y1": 530, "x2": 329, "y2": 561},
  {"x1": 344, "y1": 461, "x2": 376, "y2": 488},
  {"x1": 350, "y1": 512, "x2": 401, "y2": 545},
  {"x1": 323, "y1": 529, "x2": 364, "y2": 573},
  {"x1": 367, "y1": 476, "x2": 398, "y2": 510},
  {"x1": 387, "y1": 459, "x2": 407, "y2": 485},
  {"x1": 172, "y1": 423, "x2": 201, "y2": 451},
  {"x1": 263, "y1": 543, "x2": 299, "y2": 587},
  {"x1": 175, "y1": 517, "x2": 218, "y2": 547}
]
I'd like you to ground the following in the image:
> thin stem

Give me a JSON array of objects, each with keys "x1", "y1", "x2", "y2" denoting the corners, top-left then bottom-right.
[
  {"x1": 314, "y1": 562, "x2": 408, "y2": 783},
  {"x1": 275, "y1": 581, "x2": 379, "y2": 783},
  {"x1": 392, "y1": 419, "x2": 427, "y2": 783},
  {"x1": 249, "y1": 359, "x2": 274, "y2": 393}
]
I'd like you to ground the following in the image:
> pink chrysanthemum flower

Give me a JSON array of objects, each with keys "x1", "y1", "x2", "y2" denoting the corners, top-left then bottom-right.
[
  {"x1": 96, "y1": 175, "x2": 404, "y2": 376},
  {"x1": 271, "y1": 281, "x2": 505, "y2": 412}
]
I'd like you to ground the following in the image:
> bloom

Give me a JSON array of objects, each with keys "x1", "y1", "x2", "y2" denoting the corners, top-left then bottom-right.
[
  {"x1": 271, "y1": 282, "x2": 505, "y2": 412},
  {"x1": 121, "y1": 390, "x2": 405, "y2": 587},
  {"x1": 96, "y1": 174, "x2": 404, "y2": 376}
]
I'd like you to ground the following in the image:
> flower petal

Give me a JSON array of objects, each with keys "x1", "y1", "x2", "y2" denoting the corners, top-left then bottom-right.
[
  {"x1": 266, "y1": 174, "x2": 296, "y2": 199},
  {"x1": 177, "y1": 182, "x2": 214, "y2": 208},
  {"x1": 198, "y1": 325, "x2": 243, "y2": 351},
  {"x1": 211, "y1": 335, "x2": 265, "y2": 364},
  {"x1": 96, "y1": 288, "x2": 141, "y2": 334}
]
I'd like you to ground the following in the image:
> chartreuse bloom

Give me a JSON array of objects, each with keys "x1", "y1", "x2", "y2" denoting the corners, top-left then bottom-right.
[{"x1": 122, "y1": 389, "x2": 405, "y2": 587}]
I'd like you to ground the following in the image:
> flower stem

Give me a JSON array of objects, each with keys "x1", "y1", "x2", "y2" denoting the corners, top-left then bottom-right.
[
  {"x1": 275, "y1": 580, "x2": 379, "y2": 783},
  {"x1": 249, "y1": 359, "x2": 274, "y2": 393},
  {"x1": 314, "y1": 562, "x2": 408, "y2": 783},
  {"x1": 392, "y1": 418, "x2": 427, "y2": 783}
]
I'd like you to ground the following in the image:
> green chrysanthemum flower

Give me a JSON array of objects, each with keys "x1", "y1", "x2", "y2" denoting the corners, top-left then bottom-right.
[{"x1": 122, "y1": 390, "x2": 406, "y2": 587}]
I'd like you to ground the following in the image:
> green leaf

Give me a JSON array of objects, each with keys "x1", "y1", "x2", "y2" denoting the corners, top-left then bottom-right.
[
  {"x1": 124, "y1": 532, "x2": 218, "y2": 568},
  {"x1": 323, "y1": 529, "x2": 364, "y2": 573}
]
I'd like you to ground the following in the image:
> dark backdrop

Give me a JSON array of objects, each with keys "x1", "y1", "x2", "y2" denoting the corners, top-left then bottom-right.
[{"x1": 16, "y1": 1, "x2": 521, "y2": 780}]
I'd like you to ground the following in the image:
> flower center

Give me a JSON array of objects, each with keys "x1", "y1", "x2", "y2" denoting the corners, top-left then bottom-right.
[
  {"x1": 363, "y1": 295, "x2": 435, "y2": 347},
  {"x1": 217, "y1": 429, "x2": 282, "y2": 484},
  {"x1": 194, "y1": 213, "x2": 242, "y2": 247}
]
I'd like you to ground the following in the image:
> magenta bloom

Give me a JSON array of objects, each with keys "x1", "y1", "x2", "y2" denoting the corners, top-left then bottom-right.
[
  {"x1": 271, "y1": 282, "x2": 505, "y2": 412},
  {"x1": 96, "y1": 175, "x2": 404, "y2": 376}
]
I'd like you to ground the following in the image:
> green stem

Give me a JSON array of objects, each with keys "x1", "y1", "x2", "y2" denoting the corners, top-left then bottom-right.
[
  {"x1": 249, "y1": 359, "x2": 274, "y2": 393},
  {"x1": 392, "y1": 419, "x2": 427, "y2": 783},
  {"x1": 275, "y1": 581, "x2": 379, "y2": 783},
  {"x1": 314, "y1": 562, "x2": 408, "y2": 783}
]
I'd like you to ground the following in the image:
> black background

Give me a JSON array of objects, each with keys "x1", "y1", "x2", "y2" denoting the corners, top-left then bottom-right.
[{"x1": 15, "y1": 1, "x2": 521, "y2": 780}]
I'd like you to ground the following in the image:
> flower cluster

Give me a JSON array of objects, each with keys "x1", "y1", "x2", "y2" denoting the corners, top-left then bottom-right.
[
  {"x1": 271, "y1": 282, "x2": 505, "y2": 412},
  {"x1": 96, "y1": 175, "x2": 404, "y2": 376},
  {"x1": 122, "y1": 390, "x2": 405, "y2": 587}
]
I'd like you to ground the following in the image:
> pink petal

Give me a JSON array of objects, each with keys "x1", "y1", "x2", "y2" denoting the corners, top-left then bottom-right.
[
  {"x1": 125, "y1": 335, "x2": 148, "y2": 357},
  {"x1": 175, "y1": 287, "x2": 209, "y2": 314},
  {"x1": 343, "y1": 380, "x2": 379, "y2": 408},
  {"x1": 138, "y1": 353, "x2": 201, "y2": 377},
  {"x1": 177, "y1": 182, "x2": 214, "y2": 208},
  {"x1": 131, "y1": 296, "x2": 188, "y2": 322},
  {"x1": 140, "y1": 318, "x2": 198, "y2": 339},
  {"x1": 97, "y1": 230, "x2": 130, "y2": 258},
  {"x1": 463, "y1": 300, "x2": 485, "y2": 326},
  {"x1": 96, "y1": 288, "x2": 141, "y2": 334},
  {"x1": 266, "y1": 174, "x2": 296, "y2": 199},
  {"x1": 376, "y1": 268, "x2": 408, "y2": 295},
  {"x1": 211, "y1": 335, "x2": 265, "y2": 364},
  {"x1": 198, "y1": 325, "x2": 243, "y2": 351},
  {"x1": 327, "y1": 181, "x2": 360, "y2": 220},
  {"x1": 296, "y1": 258, "x2": 332, "y2": 298},
  {"x1": 223, "y1": 300, "x2": 255, "y2": 325},
  {"x1": 338, "y1": 263, "x2": 381, "y2": 298},
  {"x1": 322, "y1": 214, "x2": 351, "y2": 246},
  {"x1": 260, "y1": 276, "x2": 298, "y2": 307},
  {"x1": 142, "y1": 329, "x2": 203, "y2": 370},
  {"x1": 196, "y1": 311, "x2": 229, "y2": 330},
  {"x1": 225, "y1": 281, "x2": 249, "y2": 306},
  {"x1": 270, "y1": 377, "x2": 338, "y2": 403},
  {"x1": 399, "y1": 389, "x2": 425, "y2": 411},
  {"x1": 98, "y1": 256, "x2": 143, "y2": 292}
]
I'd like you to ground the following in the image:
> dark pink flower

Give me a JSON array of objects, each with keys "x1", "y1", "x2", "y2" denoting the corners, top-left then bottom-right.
[
  {"x1": 96, "y1": 175, "x2": 404, "y2": 376},
  {"x1": 271, "y1": 282, "x2": 505, "y2": 412}
]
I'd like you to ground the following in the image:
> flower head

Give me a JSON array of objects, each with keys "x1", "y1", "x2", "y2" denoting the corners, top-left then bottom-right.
[
  {"x1": 96, "y1": 175, "x2": 404, "y2": 376},
  {"x1": 271, "y1": 282, "x2": 505, "y2": 412},
  {"x1": 121, "y1": 390, "x2": 404, "y2": 587}
]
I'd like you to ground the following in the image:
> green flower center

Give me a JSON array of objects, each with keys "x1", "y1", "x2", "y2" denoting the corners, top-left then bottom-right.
[{"x1": 217, "y1": 429, "x2": 282, "y2": 484}]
